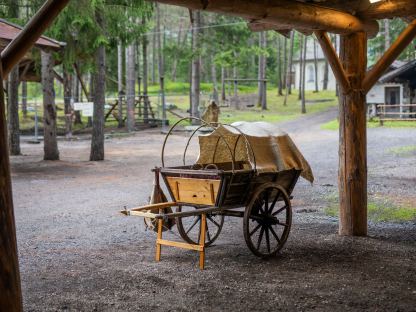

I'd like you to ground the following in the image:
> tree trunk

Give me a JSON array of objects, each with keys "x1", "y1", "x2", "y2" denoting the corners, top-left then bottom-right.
[
  {"x1": 63, "y1": 70, "x2": 72, "y2": 138},
  {"x1": 90, "y1": 44, "x2": 106, "y2": 161},
  {"x1": 258, "y1": 32, "x2": 267, "y2": 110},
  {"x1": 191, "y1": 10, "x2": 201, "y2": 122},
  {"x1": 41, "y1": 51, "x2": 59, "y2": 160},
  {"x1": 211, "y1": 54, "x2": 219, "y2": 103},
  {"x1": 126, "y1": 44, "x2": 136, "y2": 132},
  {"x1": 277, "y1": 36, "x2": 283, "y2": 96},
  {"x1": 7, "y1": 66, "x2": 20, "y2": 155},
  {"x1": 117, "y1": 42, "x2": 124, "y2": 128},
  {"x1": 152, "y1": 25, "x2": 157, "y2": 84},
  {"x1": 21, "y1": 81, "x2": 27, "y2": 118},
  {"x1": 384, "y1": 19, "x2": 391, "y2": 51},
  {"x1": 301, "y1": 36, "x2": 307, "y2": 114},
  {"x1": 287, "y1": 31, "x2": 295, "y2": 95},
  {"x1": 0, "y1": 57, "x2": 23, "y2": 312},
  {"x1": 142, "y1": 17, "x2": 149, "y2": 123},
  {"x1": 220, "y1": 66, "x2": 226, "y2": 102},
  {"x1": 73, "y1": 74, "x2": 82, "y2": 124},
  {"x1": 298, "y1": 35, "x2": 304, "y2": 100},
  {"x1": 313, "y1": 39, "x2": 319, "y2": 92},
  {"x1": 283, "y1": 36, "x2": 287, "y2": 89},
  {"x1": 171, "y1": 21, "x2": 184, "y2": 82},
  {"x1": 156, "y1": 3, "x2": 166, "y2": 123},
  {"x1": 323, "y1": 59, "x2": 329, "y2": 90},
  {"x1": 338, "y1": 32, "x2": 368, "y2": 236}
]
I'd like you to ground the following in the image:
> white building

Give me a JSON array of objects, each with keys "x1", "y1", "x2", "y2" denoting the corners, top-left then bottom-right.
[{"x1": 292, "y1": 38, "x2": 337, "y2": 91}]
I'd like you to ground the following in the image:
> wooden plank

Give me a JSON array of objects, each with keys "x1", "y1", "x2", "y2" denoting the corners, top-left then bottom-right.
[
  {"x1": 155, "y1": 218, "x2": 163, "y2": 261},
  {"x1": 157, "y1": 239, "x2": 204, "y2": 251},
  {"x1": 339, "y1": 32, "x2": 368, "y2": 236},
  {"x1": 126, "y1": 211, "x2": 159, "y2": 218},
  {"x1": 379, "y1": 118, "x2": 416, "y2": 122},
  {"x1": 363, "y1": 20, "x2": 416, "y2": 93},
  {"x1": 377, "y1": 104, "x2": 416, "y2": 107},
  {"x1": 151, "y1": 0, "x2": 379, "y2": 37},
  {"x1": 167, "y1": 177, "x2": 220, "y2": 205},
  {"x1": 359, "y1": 0, "x2": 416, "y2": 20},
  {"x1": 128, "y1": 201, "x2": 178, "y2": 212},
  {"x1": 315, "y1": 31, "x2": 351, "y2": 94},
  {"x1": 199, "y1": 214, "x2": 206, "y2": 270},
  {"x1": 0, "y1": 57, "x2": 23, "y2": 312},
  {"x1": 1, "y1": 0, "x2": 70, "y2": 77}
]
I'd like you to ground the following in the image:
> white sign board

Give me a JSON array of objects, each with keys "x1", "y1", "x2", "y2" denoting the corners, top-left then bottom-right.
[{"x1": 73, "y1": 102, "x2": 94, "y2": 117}]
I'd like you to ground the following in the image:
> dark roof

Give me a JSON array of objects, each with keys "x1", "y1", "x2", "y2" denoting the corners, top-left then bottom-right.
[
  {"x1": 380, "y1": 60, "x2": 416, "y2": 85},
  {"x1": 0, "y1": 18, "x2": 65, "y2": 51}
]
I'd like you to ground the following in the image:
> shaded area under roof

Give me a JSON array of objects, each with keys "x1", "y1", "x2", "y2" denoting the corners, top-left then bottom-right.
[
  {"x1": 0, "y1": 18, "x2": 65, "y2": 82},
  {"x1": 380, "y1": 59, "x2": 416, "y2": 88}
]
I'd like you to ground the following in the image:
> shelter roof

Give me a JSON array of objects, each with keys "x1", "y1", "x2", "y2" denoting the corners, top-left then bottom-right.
[
  {"x1": 380, "y1": 59, "x2": 416, "y2": 86},
  {"x1": 0, "y1": 18, "x2": 65, "y2": 82}
]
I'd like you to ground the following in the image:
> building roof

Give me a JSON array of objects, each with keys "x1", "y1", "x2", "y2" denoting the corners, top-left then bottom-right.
[
  {"x1": 380, "y1": 59, "x2": 416, "y2": 87},
  {"x1": 0, "y1": 18, "x2": 64, "y2": 51},
  {"x1": 0, "y1": 18, "x2": 65, "y2": 82}
]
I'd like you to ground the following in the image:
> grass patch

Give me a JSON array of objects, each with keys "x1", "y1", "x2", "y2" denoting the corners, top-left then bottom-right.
[
  {"x1": 321, "y1": 118, "x2": 416, "y2": 130},
  {"x1": 388, "y1": 145, "x2": 416, "y2": 157},
  {"x1": 324, "y1": 193, "x2": 416, "y2": 223}
]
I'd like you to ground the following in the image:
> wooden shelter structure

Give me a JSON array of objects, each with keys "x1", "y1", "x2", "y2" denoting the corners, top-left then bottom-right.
[
  {"x1": 0, "y1": 18, "x2": 65, "y2": 82},
  {"x1": 1, "y1": 0, "x2": 416, "y2": 311}
]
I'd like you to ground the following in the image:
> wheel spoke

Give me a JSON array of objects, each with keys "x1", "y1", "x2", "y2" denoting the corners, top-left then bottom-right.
[
  {"x1": 186, "y1": 216, "x2": 200, "y2": 234},
  {"x1": 265, "y1": 227, "x2": 271, "y2": 253},
  {"x1": 268, "y1": 225, "x2": 281, "y2": 244},
  {"x1": 249, "y1": 223, "x2": 262, "y2": 237},
  {"x1": 264, "y1": 191, "x2": 269, "y2": 213},
  {"x1": 207, "y1": 215, "x2": 221, "y2": 228},
  {"x1": 272, "y1": 205, "x2": 287, "y2": 216},
  {"x1": 269, "y1": 190, "x2": 281, "y2": 212},
  {"x1": 276, "y1": 221, "x2": 289, "y2": 227},
  {"x1": 256, "y1": 227, "x2": 265, "y2": 250},
  {"x1": 206, "y1": 220, "x2": 211, "y2": 242},
  {"x1": 254, "y1": 197, "x2": 265, "y2": 214}
]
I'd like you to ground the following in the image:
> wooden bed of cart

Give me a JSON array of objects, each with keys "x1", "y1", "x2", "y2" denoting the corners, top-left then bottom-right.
[{"x1": 121, "y1": 118, "x2": 301, "y2": 269}]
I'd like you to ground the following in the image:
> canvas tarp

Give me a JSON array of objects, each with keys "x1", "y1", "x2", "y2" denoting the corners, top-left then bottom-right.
[{"x1": 196, "y1": 121, "x2": 314, "y2": 183}]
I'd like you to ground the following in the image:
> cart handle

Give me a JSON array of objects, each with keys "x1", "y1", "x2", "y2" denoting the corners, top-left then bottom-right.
[{"x1": 161, "y1": 117, "x2": 237, "y2": 173}]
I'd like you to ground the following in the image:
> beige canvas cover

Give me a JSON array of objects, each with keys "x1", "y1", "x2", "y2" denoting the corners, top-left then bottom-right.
[{"x1": 196, "y1": 121, "x2": 314, "y2": 183}]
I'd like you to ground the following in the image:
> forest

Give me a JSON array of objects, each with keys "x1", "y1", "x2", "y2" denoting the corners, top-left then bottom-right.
[{"x1": 1, "y1": 0, "x2": 415, "y2": 161}]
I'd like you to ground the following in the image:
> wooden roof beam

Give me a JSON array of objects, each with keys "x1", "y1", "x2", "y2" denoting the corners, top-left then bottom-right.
[
  {"x1": 1, "y1": 0, "x2": 71, "y2": 77},
  {"x1": 152, "y1": 0, "x2": 379, "y2": 37},
  {"x1": 359, "y1": 0, "x2": 416, "y2": 20},
  {"x1": 247, "y1": 21, "x2": 311, "y2": 36},
  {"x1": 314, "y1": 31, "x2": 351, "y2": 94},
  {"x1": 363, "y1": 19, "x2": 416, "y2": 93}
]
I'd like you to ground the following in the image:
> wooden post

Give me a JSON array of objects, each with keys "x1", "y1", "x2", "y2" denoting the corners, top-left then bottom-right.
[
  {"x1": 0, "y1": 59, "x2": 23, "y2": 311},
  {"x1": 199, "y1": 214, "x2": 207, "y2": 270},
  {"x1": 155, "y1": 214, "x2": 163, "y2": 261},
  {"x1": 338, "y1": 32, "x2": 368, "y2": 236}
]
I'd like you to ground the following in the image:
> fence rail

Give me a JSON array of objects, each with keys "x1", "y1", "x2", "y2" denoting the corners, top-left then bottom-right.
[{"x1": 375, "y1": 104, "x2": 416, "y2": 124}]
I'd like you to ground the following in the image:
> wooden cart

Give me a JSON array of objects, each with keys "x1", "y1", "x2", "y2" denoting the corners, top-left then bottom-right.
[{"x1": 122, "y1": 118, "x2": 302, "y2": 269}]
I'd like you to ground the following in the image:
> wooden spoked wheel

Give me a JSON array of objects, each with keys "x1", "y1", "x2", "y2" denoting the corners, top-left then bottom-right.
[
  {"x1": 243, "y1": 183, "x2": 292, "y2": 258},
  {"x1": 176, "y1": 205, "x2": 224, "y2": 247}
]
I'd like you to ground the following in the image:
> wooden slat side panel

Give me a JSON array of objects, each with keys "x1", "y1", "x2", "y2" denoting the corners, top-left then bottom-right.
[{"x1": 167, "y1": 177, "x2": 220, "y2": 205}]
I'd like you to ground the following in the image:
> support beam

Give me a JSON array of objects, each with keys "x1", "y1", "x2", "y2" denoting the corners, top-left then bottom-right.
[
  {"x1": 315, "y1": 31, "x2": 350, "y2": 94},
  {"x1": 363, "y1": 19, "x2": 416, "y2": 93},
  {"x1": 338, "y1": 32, "x2": 368, "y2": 236},
  {"x1": 1, "y1": 0, "x2": 71, "y2": 77},
  {"x1": 0, "y1": 60, "x2": 23, "y2": 311},
  {"x1": 73, "y1": 63, "x2": 90, "y2": 100},
  {"x1": 359, "y1": 0, "x2": 416, "y2": 20},
  {"x1": 152, "y1": 0, "x2": 379, "y2": 37}
]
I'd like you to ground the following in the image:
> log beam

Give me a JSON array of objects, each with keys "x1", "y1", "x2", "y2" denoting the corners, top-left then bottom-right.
[
  {"x1": 363, "y1": 19, "x2": 416, "y2": 93},
  {"x1": 338, "y1": 32, "x2": 368, "y2": 236},
  {"x1": 314, "y1": 31, "x2": 350, "y2": 94},
  {"x1": 152, "y1": 0, "x2": 379, "y2": 37},
  {"x1": 1, "y1": 0, "x2": 71, "y2": 77},
  {"x1": 0, "y1": 58, "x2": 22, "y2": 312},
  {"x1": 359, "y1": 0, "x2": 416, "y2": 20}
]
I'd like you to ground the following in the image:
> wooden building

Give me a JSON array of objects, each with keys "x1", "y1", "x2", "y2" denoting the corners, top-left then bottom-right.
[{"x1": 1, "y1": 1, "x2": 416, "y2": 311}]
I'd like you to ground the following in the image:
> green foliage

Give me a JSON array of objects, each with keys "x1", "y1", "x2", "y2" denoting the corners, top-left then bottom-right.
[{"x1": 320, "y1": 119, "x2": 416, "y2": 130}]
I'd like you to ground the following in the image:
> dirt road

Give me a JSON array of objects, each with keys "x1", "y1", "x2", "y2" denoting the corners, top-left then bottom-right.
[{"x1": 10, "y1": 115, "x2": 416, "y2": 311}]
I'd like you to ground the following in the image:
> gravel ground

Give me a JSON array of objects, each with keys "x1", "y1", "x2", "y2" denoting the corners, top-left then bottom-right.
[{"x1": 10, "y1": 113, "x2": 416, "y2": 311}]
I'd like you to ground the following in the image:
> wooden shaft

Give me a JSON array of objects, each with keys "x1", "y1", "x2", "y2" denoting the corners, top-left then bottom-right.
[
  {"x1": 152, "y1": 0, "x2": 379, "y2": 37},
  {"x1": 338, "y1": 32, "x2": 368, "y2": 236},
  {"x1": 155, "y1": 216, "x2": 163, "y2": 261},
  {"x1": 314, "y1": 31, "x2": 350, "y2": 94},
  {"x1": 0, "y1": 59, "x2": 23, "y2": 311},
  {"x1": 359, "y1": 0, "x2": 416, "y2": 20},
  {"x1": 363, "y1": 19, "x2": 416, "y2": 93},
  {"x1": 199, "y1": 214, "x2": 206, "y2": 270},
  {"x1": 1, "y1": 0, "x2": 71, "y2": 77}
]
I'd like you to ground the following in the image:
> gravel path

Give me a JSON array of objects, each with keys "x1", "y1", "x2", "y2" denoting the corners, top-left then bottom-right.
[{"x1": 10, "y1": 116, "x2": 416, "y2": 311}]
